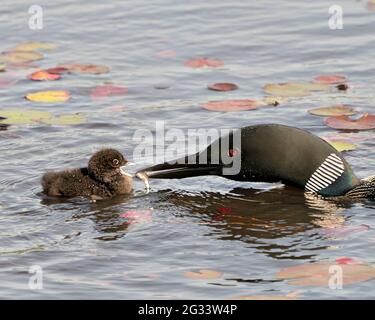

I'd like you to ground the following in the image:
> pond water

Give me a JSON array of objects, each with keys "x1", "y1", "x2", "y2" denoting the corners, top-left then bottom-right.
[{"x1": 0, "y1": 0, "x2": 375, "y2": 299}]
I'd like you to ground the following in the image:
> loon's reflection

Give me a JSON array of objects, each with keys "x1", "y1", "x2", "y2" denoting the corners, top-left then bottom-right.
[{"x1": 153, "y1": 186, "x2": 354, "y2": 259}]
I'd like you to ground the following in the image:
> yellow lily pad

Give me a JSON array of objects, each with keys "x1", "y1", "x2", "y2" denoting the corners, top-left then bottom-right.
[
  {"x1": 325, "y1": 139, "x2": 357, "y2": 152},
  {"x1": 0, "y1": 51, "x2": 44, "y2": 63},
  {"x1": 263, "y1": 82, "x2": 329, "y2": 97},
  {"x1": 309, "y1": 104, "x2": 357, "y2": 117},
  {"x1": 0, "y1": 109, "x2": 86, "y2": 126},
  {"x1": 25, "y1": 90, "x2": 70, "y2": 103},
  {"x1": 45, "y1": 113, "x2": 86, "y2": 125},
  {"x1": 183, "y1": 269, "x2": 223, "y2": 280},
  {"x1": 12, "y1": 42, "x2": 56, "y2": 51},
  {"x1": 0, "y1": 109, "x2": 52, "y2": 125}
]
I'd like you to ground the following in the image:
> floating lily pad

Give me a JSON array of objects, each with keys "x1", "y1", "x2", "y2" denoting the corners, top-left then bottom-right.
[
  {"x1": 12, "y1": 42, "x2": 56, "y2": 51},
  {"x1": 155, "y1": 50, "x2": 177, "y2": 58},
  {"x1": 0, "y1": 109, "x2": 52, "y2": 124},
  {"x1": 229, "y1": 291, "x2": 300, "y2": 300},
  {"x1": 90, "y1": 84, "x2": 128, "y2": 99},
  {"x1": 120, "y1": 210, "x2": 152, "y2": 224},
  {"x1": 260, "y1": 96, "x2": 288, "y2": 106},
  {"x1": 184, "y1": 57, "x2": 224, "y2": 68},
  {"x1": 309, "y1": 104, "x2": 357, "y2": 117},
  {"x1": 202, "y1": 99, "x2": 259, "y2": 112},
  {"x1": 263, "y1": 82, "x2": 329, "y2": 97},
  {"x1": 313, "y1": 75, "x2": 347, "y2": 84},
  {"x1": 184, "y1": 269, "x2": 223, "y2": 280},
  {"x1": 45, "y1": 67, "x2": 69, "y2": 74},
  {"x1": 0, "y1": 79, "x2": 17, "y2": 88},
  {"x1": 57, "y1": 63, "x2": 110, "y2": 74},
  {"x1": 325, "y1": 114, "x2": 375, "y2": 131},
  {"x1": 29, "y1": 70, "x2": 61, "y2": 81},
  {"x1": 25, "y1": 90, "x2": 70, "y2": 103},
  {"x1": 323, "y1": 224, "x2": 370, "y2": 238},
  {"x1": 276, "y1": 258, "x2": 375, "y2": 286},
  {"x1": 208, "y1": 83, "x2": 238, "y2": 91},
  {"x1": 45, "y1": 113, "x2": 87, "y2": 125},
  {"x1": 325, "y1": 139, "x2": 357, "y2": 152},
  {"x1": 0, "y1": 51, "x2": 44, "y2": 63},
  {"x1": 0, "y1": 109, "x2": 86, "y2": 126}
]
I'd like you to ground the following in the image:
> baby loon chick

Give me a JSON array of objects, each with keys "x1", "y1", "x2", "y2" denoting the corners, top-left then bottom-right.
[{"x1": 42, "y1": 148, "x2": 133, "y2": 199}]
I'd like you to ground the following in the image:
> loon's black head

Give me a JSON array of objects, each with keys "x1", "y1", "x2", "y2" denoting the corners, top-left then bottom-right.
[{"x1": 137, "y1": 124, "x2": 361, "y2": 197}]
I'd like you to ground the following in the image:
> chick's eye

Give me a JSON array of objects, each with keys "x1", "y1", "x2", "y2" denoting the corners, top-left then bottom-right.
[{"x1": 113, "y1": 159, "x2": 119, "y2": 165}]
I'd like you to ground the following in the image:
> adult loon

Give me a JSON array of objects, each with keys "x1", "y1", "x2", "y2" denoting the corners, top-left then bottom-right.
[{"x1": 136, "y1": 124, "x2": 375, "y2": 199}]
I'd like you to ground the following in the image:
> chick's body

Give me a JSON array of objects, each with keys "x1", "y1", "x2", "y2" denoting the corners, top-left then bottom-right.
[{"x1": 42, "y1": 149, "x2": 133, "y2": 198}]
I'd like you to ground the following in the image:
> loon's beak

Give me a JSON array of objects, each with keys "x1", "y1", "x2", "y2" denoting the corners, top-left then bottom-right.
[
  {"x1": 120, "y1": 161, "x2": 135, "y2": 177},
  {"x1": 136, "y1": 154, "x2": 223, "y2": 179}
]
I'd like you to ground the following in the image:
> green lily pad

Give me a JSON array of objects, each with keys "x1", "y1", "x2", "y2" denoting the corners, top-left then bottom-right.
[
  {"x1": 0, "y1": 109, "x2": 52, "y2": 124},
  {"x1": 0, "y1": 109, "x2": 86, "y2": 125},
  {"x1": 45, "y1": 113, "x2": 87, "y2": 125}
]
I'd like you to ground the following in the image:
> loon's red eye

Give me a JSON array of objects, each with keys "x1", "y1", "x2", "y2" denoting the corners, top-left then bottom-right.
[{"x1": 228, "y1": 148, "x2": 238, "y2": 157}]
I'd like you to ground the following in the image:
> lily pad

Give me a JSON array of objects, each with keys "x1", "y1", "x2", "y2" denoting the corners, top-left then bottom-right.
[
  {"x1": 184, "y1": 269, "x2": 223, "y2": 280},
  {"x1": 323, "y1": 224, "x2": 370, "y2": 238},
  {"x1": 57, "y1": 63, "x2": 110, "y2": 74},
  {"x1": 229, "y1": 291, "x2": 300, "y2": 300},
  {"x1": 45, "y1": 67, "x2": 69, "y2": 74},
  {"x1": 12, "y1": 42, "x2": 56, "y2": 51},
  {"x1": 25, "y1": 90, "x2": 70, "y2": 103},
  {"x1": 0, "y1": 109, "x2": 52, "y2": 124},
  {"x1": 0, "y1": 109, "x2": 86, "y2": 126},
  {"x1": 313, "y1": 75, "x2": 347, "y2": 84},
  {"x1": 309, "y1": 104, "x2": 357, "y2": 117},
  {"x1": 90, "y1": 84, "x2": 128, "y2": 99},
  {"x1": 29, "y1": 70, "x2": 61, "y2": 81},
  {"x1": 208, "y1": 83, "x2": 238, "y2": 91},
  {"x1": 156, "y1": 50, "x2": 177, "y2": 58},
  {"x1": 120, "y1": 210, "x2": 152, "y2": 224},
  {"x1": 276, "y1": 258, "x2": 375, "y2": 286},
  {"x1": 263, "y1": 82, "x2": 329, "y2": 97},
  {"x1": 325, "y1": 114, "x2": 375, "y2": 131},
  {"x1": 0, "y1": 51, "x2": 44, "y2": 63},
  {"x1": 325, "y1": 139, "x2": 357, "y2": 152},
  {"x1": 45, "y1": 113, "x2": 87, "y2": 125},
  {"x1": 201, "y1": 99, "x2": 259, "y2": 112},
  {"x1": 184, "y1": 57, "x2": 224, "y2": 68}
]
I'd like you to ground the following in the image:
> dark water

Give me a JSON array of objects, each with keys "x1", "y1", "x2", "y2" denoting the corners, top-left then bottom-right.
[{"x1": 1, "y1": 0, "x2": 375, "y2": 299}]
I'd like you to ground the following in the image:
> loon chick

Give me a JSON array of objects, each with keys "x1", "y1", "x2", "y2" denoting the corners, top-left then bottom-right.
[
  {"x1": 136, "y1": 124, "x2": 375, "y2": 200},
  {"x1": 42, "y1": 148, "x2": 133, "y2": 199}
]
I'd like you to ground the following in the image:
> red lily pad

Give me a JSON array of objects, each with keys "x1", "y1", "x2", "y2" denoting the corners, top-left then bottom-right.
[
  {"x1": 323, "y1": 224, "x2": 370, "y2": 238},
  {"x1": 201, "y1": 99, "x2": 259, "y2": 112},
  {"x1": 45, "y1": 67, "x2": 69, "y2": 74},
  {"x1": 155, "y1": 50, "x2": 177, "y2": 58},
  {"x1": 29, "y1": 70, "x2": 61, "y2": 81},
  {"x1": 184, "y1": 57, "x2": 224, "y2": 68},
  {"x1": 208, "y1": 83, "x2": 238, "y2": 92},
  {"x1": 313, "y1": 75, "x2": 347, "y2": 84},
  {"x1": 325, "y1": 113, "x2": 375, "y2": 131},
  {"x1": 58, "y1": 63, "x2": 110, "y2": 74},
  {"x1": 120, "y1": 210, "x2": 152, "y2": 224},
  {"x1": 90, "y1": 84, "x2": 128, "y2": 99},
  {"x1": 0, "y1": 79, "x2": 16, "y2": 88}
]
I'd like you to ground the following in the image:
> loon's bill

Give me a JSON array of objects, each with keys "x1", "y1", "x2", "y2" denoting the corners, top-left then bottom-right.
[{"x1": 137, "y1": 124, "x2": 374, "y2": 200}]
